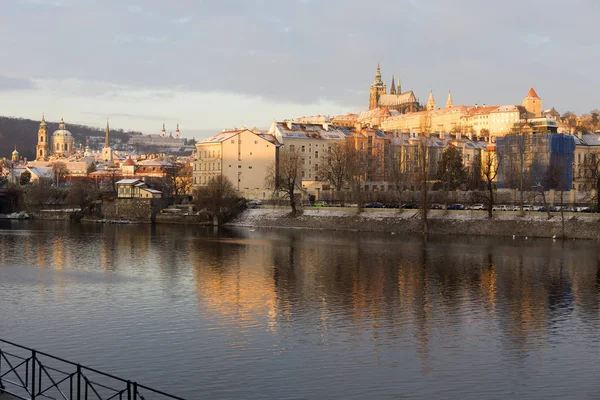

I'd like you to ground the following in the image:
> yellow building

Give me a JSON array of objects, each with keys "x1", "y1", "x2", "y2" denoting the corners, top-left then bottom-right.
[
  {"x1": 51, "y1": 117, "x2": 75, "y2": 158},
  {"x1": 194, "y1": 129, "x2": 281, "y2": 199},
  {"x1": 36, "y1": 114, "x2": 49, "y2": 161},
  {"x1": 522, "y1": 88, "x2": 542, "y2": 117}
]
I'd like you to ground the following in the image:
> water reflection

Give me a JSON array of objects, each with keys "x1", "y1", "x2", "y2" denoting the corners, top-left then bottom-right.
[{"x1": 1, "y1": 222, "x2": 600, "y2": 399}]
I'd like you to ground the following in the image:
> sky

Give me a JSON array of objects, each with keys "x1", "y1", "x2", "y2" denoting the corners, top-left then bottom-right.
[{"x1": 0, "y1": 0, "x2": 598, "y2": 139}]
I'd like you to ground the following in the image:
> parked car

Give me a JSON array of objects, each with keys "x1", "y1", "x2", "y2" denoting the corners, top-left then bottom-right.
[
  {"x1": 314, "y1": 201, "x2": 328, "y2": 207},
  {"x1": 447, "y1": 204, "x2": 465, "y2": 210},
  {"x1": 247, "y1": 199, "x2": 263, "y2": 207},
  {"x1": 562, "y1": 206, "x2": 576, "y2": 212},
  {"x1": 430, "y1": 203, "x2": 443, "y2": 210},
  {"x1": 580, "y1": 207, "x2": 597, "y2": 213},
  {"x1": 469, "y1": 203, "x2": 485, "y2": 210},
  {"x1": 364, "y1": 202, "x2": 385, "y2": 208},
  {"x1": 401, "y1": 203, "x2": 419, "y2": 209},
  {"x1": 522, "y1": 205, "x2": 532, "y2": 211},
  {"x1": 385, "y1": 202, "x2": 400, "y2": 209},
  {"x1": 492, "y1": 205, "x2": 508, "y2": 211}
]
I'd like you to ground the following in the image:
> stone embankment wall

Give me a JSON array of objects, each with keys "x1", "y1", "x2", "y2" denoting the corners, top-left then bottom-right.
[
  {"x1": 228, "y1": 208, "x2": 600, "y2": 239},
  {"x1": 102, "y1": 198, "x2": 167, "y2": 222}
]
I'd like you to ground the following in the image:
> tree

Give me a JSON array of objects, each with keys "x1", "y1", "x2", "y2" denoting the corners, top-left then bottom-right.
[
  {"x1": 86, "y1": 162, "x2": 97, "y2": 174},
  {"x1": 386, "y1": 147, "x2": 408, "y2": 208},
  {"x1": 415, "y1": 115, "x2": 433, "y2": 234},
  {"x1": 480, "y1": 148, "x2": 501, "y2": 219},
  {"x1": 19, "y1": 170, "x2": 31, "y2": 185},
  {"x1": 321, "y1": 142, "x2": 357, "y2": 204},
  {"x1": 437, "y1": 145, "x2": 466, "y2": 208},
  {"x1": 194, "y1": 176, "x2": 241, "y2": 224},
  {"x1": 266, "y1": 147, "x2": 303, "y2": 216},
  {"x1": 501, "y1": 122, "x2": 533, "y2": 213},
  {"x1": 580, "y1": 152, "x2": 600, "y2": 211},
  {"x1": 49, "y1": 162, "x2": 69, "y2": 186},
  {"x1": 164, "y1": 161, "x2": 193, "y2": 202},
  {"x1": 66, "y1": 179, "x2": 97, "y2": 213}
]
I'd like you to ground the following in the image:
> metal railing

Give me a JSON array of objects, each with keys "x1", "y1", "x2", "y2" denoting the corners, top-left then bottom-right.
[{"x1": 0, "y1": 339, "x2": 186, "y2": 400}]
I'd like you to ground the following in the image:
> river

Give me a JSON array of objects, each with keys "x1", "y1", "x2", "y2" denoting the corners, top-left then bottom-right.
[{"x1": 1, "y1": 221, "x2": 599, "y2": 399}]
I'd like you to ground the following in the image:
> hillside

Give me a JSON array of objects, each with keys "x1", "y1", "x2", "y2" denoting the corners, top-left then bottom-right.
[{"x1": 0, "y1": 116, "x2": 143, "y2": 160}]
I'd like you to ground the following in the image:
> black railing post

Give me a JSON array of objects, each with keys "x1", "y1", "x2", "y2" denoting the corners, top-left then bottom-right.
[
  {"x1": 77, "y1": 364, "x2": 82, "y2": 400},
  {"x1": 31, "y1": 350, "x2": 36, "y2": 400},
  {"x1": 133, "y1": 382, "x2": 138, "y2": 399},
  {"x1": 127, "y1": 381, "x2": 132, "y2": 400}
]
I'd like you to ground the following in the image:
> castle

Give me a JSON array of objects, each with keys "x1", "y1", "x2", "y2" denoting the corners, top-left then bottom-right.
[{"x1": 368, "y1": 63, "x2": 421, "y2": 114}]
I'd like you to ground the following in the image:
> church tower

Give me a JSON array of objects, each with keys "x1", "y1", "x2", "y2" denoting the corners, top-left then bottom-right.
[
  {"x1": 36, "y1": 114, "x2": 49, "y2": 161},
  {"x1": 102, "y1": 119, "x2": 114, "y2": 165},
  {"x1": 522, "y1": 88, "x2": 541, "y2": 117},
  {"x1": 426, "y1": 91, "x2": 436, "y2": 111},
  {"x1": 368, "y1": 63, "x2": 387, "y2": 110},
  {"x1": 446, "y1": 91, "x2": 454, "y2": 108},
  {"x1": 397, "y1": 74, "x2": 401, "y2": 94},
  {"x1": 11, "y1": 146, "x2": 19, "y2": 163},
  {"x1": 161, "y1": 123, "x2": 166, "y2": 137},
  {"x1": 390, "y1": 76, "x2": 396, "y2": 95},
  {"x1": 176, "y1": 123, "x2": 180, "y2": 138}
]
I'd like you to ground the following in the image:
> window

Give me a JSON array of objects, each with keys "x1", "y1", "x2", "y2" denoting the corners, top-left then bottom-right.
[
  {"x1": 231, "y1": 140, "x2": 235, "y2": 144},
  {"x1": 315, "y1": 164, "x2": 319, "y2": 171},
  {"x1": 301, "y1": 171, "x2": 305, "y2": 178},
  {"x1": 289, "y1": 145, "x2": 295, "y2": 151},
  {"x1": 249, "y1": 166, "x2": 253, "y2": 169},
  {"x1": 315, "y1": 151, "x2": 319, "y2": 158},
  {"x1": 255, "y1": 141, "x2": 258, "y2": 144},
  {"x1": 302, "y1": 145, "x2": 305, "y2": 152}
]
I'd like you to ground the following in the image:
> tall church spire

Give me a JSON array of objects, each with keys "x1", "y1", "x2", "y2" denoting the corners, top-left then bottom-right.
[
  {"x1": 446, "y1": 91, "x2": 454, "y2": 108},
  {"x1": 105, "y1": 119, "x2": 110, "y2": 148},
  {"x1": 59, "y1": 116, "x2": 65, "y2": 130},
  {"x1": 176, "y1": 123, "x2": 180, "y2": 138},
  {"x1": 397, "y1": 74, "x2": 401, "y2": 94},
  {"x1": 390, "y1": 75, "x2": 396, "y2": 95},
  {"x1": 372, "y1": 62, "x2": 384, "y2": 87},
  {"x1": 161, "y1": 123, "x2": 166, "y2": 137}
]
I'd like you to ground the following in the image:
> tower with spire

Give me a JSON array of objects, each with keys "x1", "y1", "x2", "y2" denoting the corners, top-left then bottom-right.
[
  {"x1": 36, "y1": 113, "x2": 49, "y2": 161},
  {"x1": 389, "y1": 76, "x2": 396, "y2": 95},
  {"x1": 176, "y1": 123, "x2": 180, "y2": 139},
  {"x1": 446, "y1": 91, "x2": 454, "y2": 108},
  {"x1": 161, "y1": 123, "x2": 166, "y2": 137},
  {"x1": 11, "y1": 146, "x2": 19, "y2": 163},
  {"x1": 522, "y1": 88, "x2": 542, "y2": 117},
  {"x1": 102, "y1": 119, "x2": 114, "y2": 165},
  {"x1": 369, "y1": 63, "x2": 387, "y2": 110},
  {"x1": 426, "y1": 91, "x2": 436, "y2": 111}
]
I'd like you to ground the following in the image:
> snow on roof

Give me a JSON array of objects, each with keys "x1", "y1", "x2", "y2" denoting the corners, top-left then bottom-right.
[{"x1": 116, "y1": 179, "x2": 143, "y2": 185}]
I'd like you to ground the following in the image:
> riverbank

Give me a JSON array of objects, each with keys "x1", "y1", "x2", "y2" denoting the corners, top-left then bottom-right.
[{"x1": 228, "y1": 207, "x2": 600, "y2": 239}]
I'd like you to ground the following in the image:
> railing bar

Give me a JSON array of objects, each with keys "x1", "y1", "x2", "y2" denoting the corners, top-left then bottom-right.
[
  {"x1": 85, "y1": 378, "x2": 104, "y2": 400},
  {"x1": 136, "y1": 384, "x2": 187, "y2": 400},
  {"x1": 0, "y1": 387, "x2": 30, "y2": 400},
  {"x1": 106, "y1": 388, "x2": 128, "y2": 400},
  {"x1": 35, "y1": 363, "x2": 72, "y2": 376},
  {"x1": 0, "y1": 354, "x2": 30, "y2": 388},
  {"x1": 37, "y1": 364, "x2": 70, "y2": 400},
  {"x1": 0, "y1": 351, "x2": 29, "y2": 361},
  {"x1": 85, "y1": 379, "x2": 123, "y2": 392}
]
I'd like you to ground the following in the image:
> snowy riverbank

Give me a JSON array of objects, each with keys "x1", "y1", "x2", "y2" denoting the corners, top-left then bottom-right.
[{"x1": 228, "y1": 207, "x2": 600, "y2": 239}]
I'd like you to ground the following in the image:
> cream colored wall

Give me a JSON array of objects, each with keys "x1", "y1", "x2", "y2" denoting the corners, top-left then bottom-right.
[
  {"x1": 488, "y1": 110, "x2": 520, "y2": 138},
  {"x1": 52, "y1": 135, "x2": 75, "y2": 157},
  {"x1": 284, "y1": 137, "x2": 344, "y2": 182},
  {"x1": 194, "y1": 131, "x2": 277, "y2": 199}
]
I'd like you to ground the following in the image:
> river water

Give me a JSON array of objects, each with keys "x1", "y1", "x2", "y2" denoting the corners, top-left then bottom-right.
[{"x1": 1, "y1": 221, "x2": 600, "y2": 399}]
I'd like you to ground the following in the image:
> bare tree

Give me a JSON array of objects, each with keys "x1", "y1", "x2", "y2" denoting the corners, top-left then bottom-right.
[
  {"x1": 164, "y1": 161, "x2": 194, "y2": 203},
  {"x1": 266, "y1": 147, "x2": 303, "y2": 216},
  {"x1": 49, "y1": 162, "x2": 69, "y2": 186},
  {"x1": 580, "y1": 152, "x2": 600, "y2": 211},
  {"x1": 437, "y1": 145, "x2": 466, "y2": 209},
  {"x1": 415, "y1": 115, "x2": 433, "y2": 234},
  {"x1": 480, "y1": 148, "x2": 501, "y2": 219},
  {"x1": 321, "y1": 142, "x2": 357, "y2": 205},
  {"x1": 386, "y1": 146, "x2": 407, "y2": 208},
  {"x1": 194, "y1": 175, "x2": 241, "y2": 224}
]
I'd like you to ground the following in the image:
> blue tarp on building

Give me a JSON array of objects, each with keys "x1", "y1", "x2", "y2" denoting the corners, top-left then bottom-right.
[{"x1": 496, "y1": 134, "x2": 575, "y2": 191}]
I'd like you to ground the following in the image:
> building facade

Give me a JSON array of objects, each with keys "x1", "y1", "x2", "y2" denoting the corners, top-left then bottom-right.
[
  {"x1": 368, "y1": 63, "x2": 420, "y2": 113},
  {"x1": 194, "y1": 129, "x2": 280, "y2": 199}
]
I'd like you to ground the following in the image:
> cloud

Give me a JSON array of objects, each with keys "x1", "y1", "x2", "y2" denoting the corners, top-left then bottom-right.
[
  {"x1": 173, "y1": 16, "x2": 192, "y2": 24},
  {"x1": 0, "y1": 76, "x2": 35, "y2": 91}
]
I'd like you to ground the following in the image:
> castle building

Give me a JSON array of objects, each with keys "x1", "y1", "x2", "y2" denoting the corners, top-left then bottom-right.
[
  {"x1": 368, "y1": 63, "x2": 421, "y2": 114},
  {"x1": 36, "y1": 114, "x2": 49, "y2": 161}
]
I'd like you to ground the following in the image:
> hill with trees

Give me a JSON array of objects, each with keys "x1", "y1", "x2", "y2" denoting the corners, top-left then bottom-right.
[{"x1": 0, "y1": 116, "x2": 144, "y2": 160}]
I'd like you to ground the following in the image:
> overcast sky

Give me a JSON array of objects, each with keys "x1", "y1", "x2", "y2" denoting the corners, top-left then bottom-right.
[{"x1": 0, "y1": 0, "x2": 598, "y2": 139}]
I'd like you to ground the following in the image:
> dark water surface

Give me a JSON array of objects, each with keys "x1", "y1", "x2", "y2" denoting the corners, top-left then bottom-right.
[{"x1": 1, "y1": 221, "x2": 600, "y2": 399}]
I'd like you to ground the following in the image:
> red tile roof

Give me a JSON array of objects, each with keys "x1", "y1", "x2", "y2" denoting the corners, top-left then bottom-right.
[{"x1": 526, "y1": 88, "x2": 540, "y2": 99}]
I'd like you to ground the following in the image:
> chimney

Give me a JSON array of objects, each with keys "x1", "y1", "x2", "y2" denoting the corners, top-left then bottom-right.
[
  {"x1": 286, "y1": 120, "x2": 292, "y2": 130},
  {"x1": 475, "y1": 103, "x2": 479, "y2": 109},
  {"x1": 578, "y1": 131, "x2": 583, "y2": 140},
  {"x1": 483, "y1": 104, "x2": 486, "y2": 108},
  {"x1": 467, "y1": 131, "x2": 472, "y2": 141}
]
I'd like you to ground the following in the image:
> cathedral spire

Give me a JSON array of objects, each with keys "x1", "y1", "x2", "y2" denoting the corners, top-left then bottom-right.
[
  {"x1": 59, "y1": 116, "x2": 65, "y2": 130},
  {"x1": 161, "y1": 123, "x2": 166, "y2": 137},
  {"x1": 176, "y1": 123, "x2": 180, "y2": 138},
  {"x1": 105, "y1": 119, "x2": 110, "y2": 148},
  {"x1": 397, "y1": 75, "x2": 401, "y2": 94},
  {"x1": 390, "y1": 75, "x2": 396, "y2": 95},
  {"x1": 372, "y1": 62, "x2": 384, "y2": 87},
  {"x1": 446, "y1": 91, "x2": 454, "y2": 108}
]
